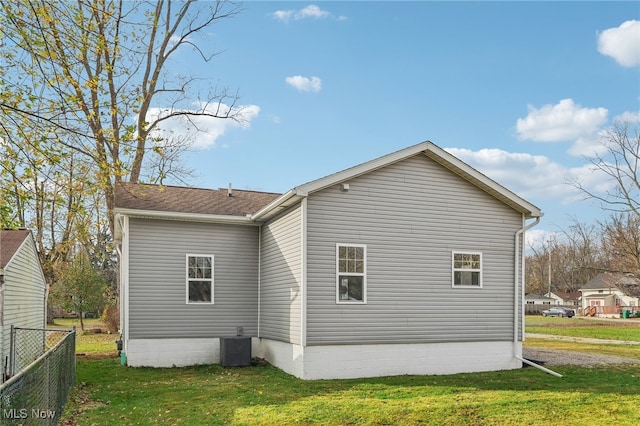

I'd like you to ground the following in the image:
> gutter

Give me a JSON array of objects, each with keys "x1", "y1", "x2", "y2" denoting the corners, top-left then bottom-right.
[
  {"x1": 115, "y1": 208, "x2": 257, "y2": 226},
  {"x1": 251, "y1": 189, "x2": 300, "y2": 222},
  {"x1": 513, "y1": 215, "x2": 563, "y2": 378}
]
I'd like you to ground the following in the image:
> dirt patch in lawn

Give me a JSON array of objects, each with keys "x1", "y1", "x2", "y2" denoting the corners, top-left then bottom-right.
[
  {"x1": 523, "y1": 347, "x2": 640, "y2": 367},
  {"x1": 76, "y1": 353, "x2": 119, "y2": 360}
]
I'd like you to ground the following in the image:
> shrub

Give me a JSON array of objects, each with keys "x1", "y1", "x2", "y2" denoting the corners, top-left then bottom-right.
[{"x1": 101, "y1": 304, "x2": 120, "y2": 333}]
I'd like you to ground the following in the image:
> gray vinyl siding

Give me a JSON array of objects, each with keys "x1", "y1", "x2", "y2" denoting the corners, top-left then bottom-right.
[
  {"x1": 2, "y1": 237, "x2": 46, "y2": 365},
  {"x1": 128, "y1": 218, "x2": 259, "y2": 339},
  {"x1": 260, "y1": 205, "x2": 303, "y2": 344},
  {"x1": 305, "y1": 154, "x2": 522, "y2": 345}
]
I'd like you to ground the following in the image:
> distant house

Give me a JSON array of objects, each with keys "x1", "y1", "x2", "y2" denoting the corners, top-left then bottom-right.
[
  {"x1": 524, "y1": 294, "x2": 555, "y2": 315},
  {"x1": 0, "y1": 229, "x2": 48, "y2": 381},
  {"x1": 580, "y1": 273, "x2": 640, "y2": 316},
  {"x1": 525, "y1": 294, "x2": 554, "y2": 305},
  {"x1": 547, "y1": 291, "x2": 581, "y2": 307},
  {"x1": 115, "y1": 141, "x2": 543, "y2": 379}
]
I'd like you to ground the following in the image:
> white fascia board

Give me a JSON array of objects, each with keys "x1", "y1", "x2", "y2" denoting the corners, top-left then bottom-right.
[
  {"x1": 114, "y1": 213, "x2": 124, "y2": 243},
  {"x1": 114, "y1": 208, "x2": 257, "y2": 226},
  {"x1": 250, "y1": 189, "x2": 303, "y2": 221}
]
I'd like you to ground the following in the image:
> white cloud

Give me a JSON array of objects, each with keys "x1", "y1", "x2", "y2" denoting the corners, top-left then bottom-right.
[
  {"x1": 525, "y1": 229, "x2": 562, "y2": 252},
  {"x1": 271, "y1": 4, "x2": 344, "y2": 23},
  {"x1": 271, "y1": 10, "x2": 293, "y2": 23},
  {"x1": 616, "y1": 110, "x2": 640, "y2": 123},
  {"x1": 447, "y1": 147, "x2": 623, "y2": 214},
  {"x1": 285, "y1": 75, "x2": 322, "y2": 93},
  {"x1": 566, "y1": 134, "x2": 606, "y2": 157},
  {"x1": 569, "y1": 111, "x2": 640, "y2": 156},
  {"x1": 571, "y1": 162, "x2": 617, "y2": 196},
  {"x1": 446, "y1": 148, "x2": 574, "y2": 201},
  {"x1": 516, "y1": 99, "x2": 608, "y2": 143},
  {"x1": 597, "y1": 20, "x2": 640, "y2": 67},
  {"x1": 297, "y1": 5, "x2": 330, "y2": 20},
  {"x1": 146, "y1": 103, "x2": 260, "y2": 150}
]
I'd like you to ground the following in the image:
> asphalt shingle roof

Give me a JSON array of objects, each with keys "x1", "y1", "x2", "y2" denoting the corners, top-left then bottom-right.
[
  {"x1": 0, "y1": 229, "x2": 30, "y2": 269},
  {"x1": 580, "y1": 272, "x2": 640, "y2": 297},
  {"x1": 114, "y1": 182, "x2": 281, "y2": 217}
]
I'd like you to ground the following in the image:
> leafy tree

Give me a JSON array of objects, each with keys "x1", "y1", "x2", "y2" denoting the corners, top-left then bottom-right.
[
  {"x1": 1, "y1": 1, "x2": 244, "y2": 314},
  {"x1": 49, "y1": 250, "x2": 108, "y2": 331},
  {"x1": 0, "y1": 0, "x2": 243, "y2": 235}
]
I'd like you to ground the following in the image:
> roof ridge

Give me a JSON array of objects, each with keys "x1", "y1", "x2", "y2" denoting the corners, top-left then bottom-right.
[{"x1": 118, "y1": 181, "x2": 280, "y2": 196}]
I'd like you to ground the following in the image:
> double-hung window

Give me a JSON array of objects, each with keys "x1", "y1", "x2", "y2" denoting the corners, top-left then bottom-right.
[
  {"x1": 452, "y1": 251, "x2": 482, "y2": 287},
  {"x1": 186, "y1": 254, "x2": 214, "y2": 303},
  {"x1": 336, "y1": 244, "x2": 366, "y2": 303}
]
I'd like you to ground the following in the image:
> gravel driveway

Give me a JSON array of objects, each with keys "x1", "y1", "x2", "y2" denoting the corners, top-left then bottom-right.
[
  {"x1": 523, "y1": 333, "x2": 640, "y2": 367},
  {"x1": 522, "y1": 347, "x2": 639, "y2": 367}
]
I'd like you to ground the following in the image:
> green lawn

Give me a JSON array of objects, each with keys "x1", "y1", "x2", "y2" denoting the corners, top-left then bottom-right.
[
  {"x1": 64, "y1": 359, "x2": 640, "y2": 425},
  {"x1": 57, "y1": 317, "x2": 640, "y2": 425},
  {"x1": 525, "y1": 316, "x2": 640, "y2": 341},
  {"x1": 49, "y1": 317, "x2": 119, "y2": 356}
]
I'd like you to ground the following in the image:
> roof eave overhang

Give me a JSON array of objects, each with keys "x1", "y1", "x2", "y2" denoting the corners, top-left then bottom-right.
[
  {"x1": 250, "y1": 189, "x2": 304, "y2": 222},
  {"x1": 114, "y1": 208, "x2": 257, "y2": 227}
]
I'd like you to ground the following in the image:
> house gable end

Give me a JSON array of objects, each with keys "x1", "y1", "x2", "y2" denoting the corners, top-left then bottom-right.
[
  {"x1": 253, "y1": 141, "x2": 542, "y2": 222},
  {"x1": 1, "y1": 229, "x2": 31, "y2": 270}
]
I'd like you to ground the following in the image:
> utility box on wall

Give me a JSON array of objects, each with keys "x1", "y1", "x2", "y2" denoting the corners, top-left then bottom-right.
[{"x1": 220, "y1": 337, "x2": 251, "y2": 367}]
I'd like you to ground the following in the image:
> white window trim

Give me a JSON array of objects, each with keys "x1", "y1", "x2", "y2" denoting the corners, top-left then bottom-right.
[
  {"x1": 186, "y1": 254, "x2": 214, "y2": 304},
  {"x1": 336, "y1": 243, "x2": 367, "y2": 304},
  {"x1": 451, "y1": 251, "x2": 483, "y2": 288}
]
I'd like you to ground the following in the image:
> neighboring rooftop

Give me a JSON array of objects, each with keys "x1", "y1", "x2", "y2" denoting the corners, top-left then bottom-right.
[
  {"x1": 114, "y1": 182, "x2": 282, "y2": 217},
  {"x1": 551, "y1": 291, "x2": 581, "y2": 301},
  {"x1": 580, "y1": 272, "x2": 640, "y2": 292},
  {"x1": 0, "y1": 229, "x2": 31, "y2": 269}
]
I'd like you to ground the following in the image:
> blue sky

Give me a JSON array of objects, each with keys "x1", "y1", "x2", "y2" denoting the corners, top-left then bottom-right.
[{"x1": 153, "y1": 1, "x2": 640, "y2": 248}]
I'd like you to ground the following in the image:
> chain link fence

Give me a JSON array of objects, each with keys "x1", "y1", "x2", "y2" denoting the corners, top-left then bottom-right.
[{"x1": 0, "y1": 327, "x2": 76, "y2": 426}]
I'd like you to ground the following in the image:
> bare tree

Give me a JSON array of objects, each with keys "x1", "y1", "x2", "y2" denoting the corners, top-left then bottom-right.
[
  {"x1": 558, "y1": 219, "x2": 606, "y2": 286},
  {"x1": 525, "y1": 220, "x2": 604, "y2": 294},
  {"x1": 142, "y1": 134, "x2": 197, "y2": 186},
  {"x1": 600, "y1": 213, "x2": 640, "y2": 276},
  {"x1": 572, "y1": 120, "x2": 640, "y2": 218},
  {"x1": 0, "y1": 0, "x2": 243, "y2": 235}
]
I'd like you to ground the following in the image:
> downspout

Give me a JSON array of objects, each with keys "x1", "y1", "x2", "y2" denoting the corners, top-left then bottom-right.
[
  {"x1": 0, "y1": 272, "x2": 4, "y2": 379},
  {"x1": 513, "y1": 216, "x2": 562, "y2": 378},
  {"x1": 257, "y1": 224, "x2": 262, "y2": 338},
  {"x1": 300, "y1": 198, "x2": 307, "y2": 348},
  {"x1": 116, "y1": 214, "x2": 128, "y2": 365}
]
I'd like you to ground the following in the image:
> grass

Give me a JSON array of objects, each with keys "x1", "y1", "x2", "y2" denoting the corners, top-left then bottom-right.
[
  {"x1": 57, "y1": 317, "x2": 640, "y2": 425},
  {"x1": 49, "y1": 317, "x2": 119, "y2": 356},
  {"x1": 64, "y1": 359, "x2": 640, "y2": 425},
  {"x1": 525, "y1": 316, "x2": 640, "y2": 341}
]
